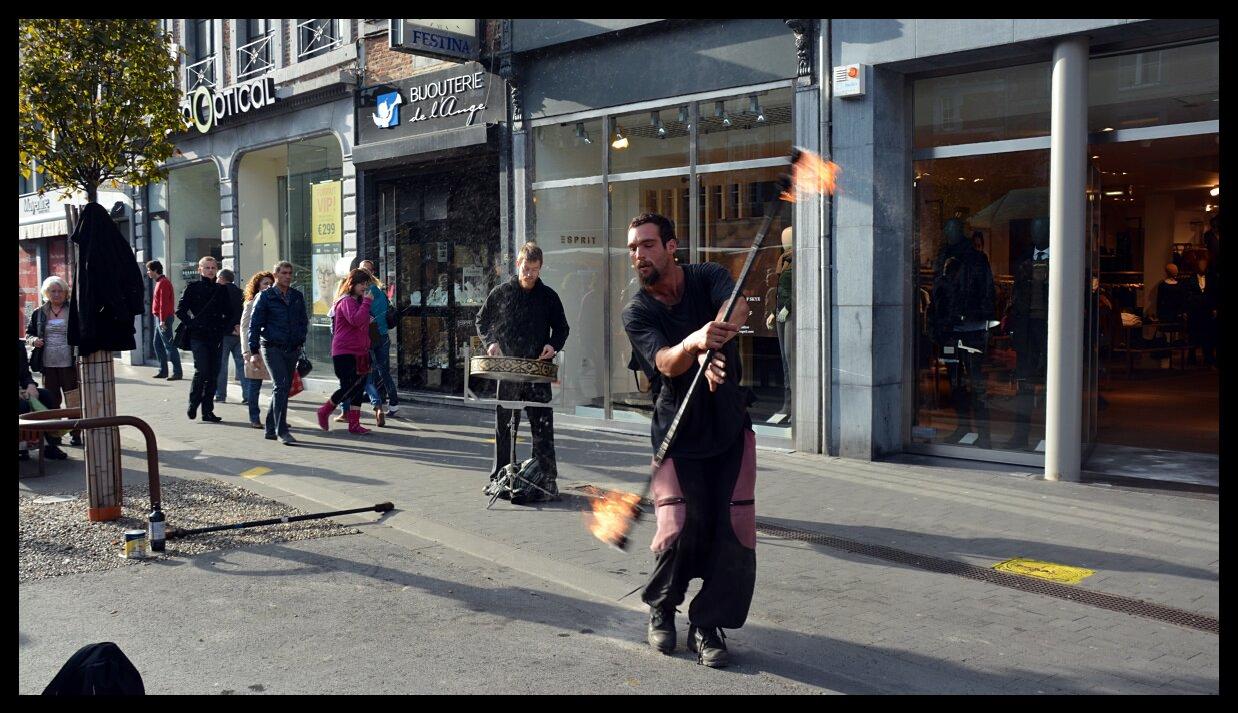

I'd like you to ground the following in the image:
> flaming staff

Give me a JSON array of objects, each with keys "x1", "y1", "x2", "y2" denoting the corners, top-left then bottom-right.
[{"x1": 589, "y1": 147, "x2": 839, "y2": 550}]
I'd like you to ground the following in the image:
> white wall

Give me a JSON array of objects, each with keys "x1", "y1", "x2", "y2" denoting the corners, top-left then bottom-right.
[{"x1": 237, "y1": 150, "x2": 285, "y2": 281}]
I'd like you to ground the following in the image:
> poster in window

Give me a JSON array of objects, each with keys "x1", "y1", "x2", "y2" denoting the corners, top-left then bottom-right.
[{"x1": 311, "y1": 180, "x2": 343, "y2": 315}]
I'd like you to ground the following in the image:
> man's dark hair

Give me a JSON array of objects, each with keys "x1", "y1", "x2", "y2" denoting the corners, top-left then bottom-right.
[
  {"x1": 629, "y1": 213, "x2": 676, "y2": 246},
  {"x1": 145, "y1": 260, "x2": 163, "y2": 275},
  {"x1": 518, "y1": 241, "x2": 543, "y2": 264},
  {"x1": 218, "y1": 268, "x2": 235, "y2": 284}
]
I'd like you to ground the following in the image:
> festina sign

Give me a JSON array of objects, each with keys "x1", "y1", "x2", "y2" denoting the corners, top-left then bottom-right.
[
  {"x1": 389, "y1": 20, "x2": 479, "y2": 63},
  {"x1": 179, "y1": 77, "x2": 278, "y2": 134}
]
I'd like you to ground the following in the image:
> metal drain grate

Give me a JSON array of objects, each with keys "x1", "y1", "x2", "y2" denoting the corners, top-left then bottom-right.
[{"x1": 755, "y1": 521, "x2": 1218, "y2": 635}]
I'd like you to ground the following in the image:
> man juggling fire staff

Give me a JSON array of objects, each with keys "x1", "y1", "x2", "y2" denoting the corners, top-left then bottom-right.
[{"x1": 621, "y1": 212, "x2": 758, "y2": 668}]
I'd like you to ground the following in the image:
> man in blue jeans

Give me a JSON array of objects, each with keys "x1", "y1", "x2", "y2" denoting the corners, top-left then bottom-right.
[
  {"x1": 248, "y1": 260, "x2": 308, "y2": 446},
  {"x1": 146, "y1": 261, "x2": 182, "y2": 381},
  {"x1": 359, "y1": 260, "x2": 399, "y2": 420},
  {"x1": 214, "y1": 269, "x2": 245, "y2": 403}
]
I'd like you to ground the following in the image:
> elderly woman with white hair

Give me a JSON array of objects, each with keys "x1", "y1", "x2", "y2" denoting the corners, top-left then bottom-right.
[{"x1": 25, "y1": 274, "x2": 81, "y2": 450}]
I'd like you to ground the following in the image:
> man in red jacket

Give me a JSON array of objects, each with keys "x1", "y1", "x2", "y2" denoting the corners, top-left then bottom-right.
[{"x1": 146, "y1": 261, "x2": 182, "y2": 381}]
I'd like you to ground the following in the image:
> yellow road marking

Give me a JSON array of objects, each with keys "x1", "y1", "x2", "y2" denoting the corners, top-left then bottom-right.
[
  {"x1": 993, "y1": 558, "x2": 1095, "y2": 584},
  {"x1": 240, "y1": 467, "x2": 272, "y2": 479}
]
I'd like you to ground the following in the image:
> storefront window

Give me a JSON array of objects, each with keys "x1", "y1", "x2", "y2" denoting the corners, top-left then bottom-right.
[
  {"x1": 609, "y1": 107, "x2": 691, "y2": 174},
  {"x1": 166, "y1": 161, "x2": 222, "y2": 307},
  {"x1": 696, "y1": 87, "x2": 793, "y2": 165},
  {"x1": 914, "y1": 63, "x2": 1051, "y2": 149},
  {"x1": 1088, "y1": 42, "x2": 1218, "y2": 133},
  {"x1": 533, "y1": 118, "x2": 603, "y2": 181},
  {"x1": 911, "y1": 149, "x2": 1050, "y2": 452},
  {"x1": 532, "y1": 185, "x2": 605, "y2": 412},
  {"x1": 699, "y1": 167, "x2": 793, "y2": 429}
]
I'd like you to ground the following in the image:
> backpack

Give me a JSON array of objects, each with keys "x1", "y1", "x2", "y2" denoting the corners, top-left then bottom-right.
[{"x1": 43, "y1": 642, "x2": 145, "y2": 695}]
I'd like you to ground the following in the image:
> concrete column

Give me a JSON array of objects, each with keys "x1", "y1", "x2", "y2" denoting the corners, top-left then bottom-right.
[{"x1": 1045, "y1": 35, "x2": 1088, "y2": 482}]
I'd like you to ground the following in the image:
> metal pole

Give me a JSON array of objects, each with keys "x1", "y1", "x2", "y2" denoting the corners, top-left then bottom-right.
[{"x1": 1045, "y1": 35, "x2": 1088, "y2": 483}]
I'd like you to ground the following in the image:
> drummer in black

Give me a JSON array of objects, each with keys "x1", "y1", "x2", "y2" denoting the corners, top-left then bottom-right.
[{"x1": 476, "y1": 242, "x2": 570, "y2": 501}]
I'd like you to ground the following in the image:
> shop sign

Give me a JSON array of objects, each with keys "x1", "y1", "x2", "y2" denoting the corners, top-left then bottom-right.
[
  {"x1": 311, "y1": 180, "x2": 343, "y2": 317},
  {"x1": 180, "y1": 77, "x2": 278, "y2": 134},
  {"x1": 21, "y1": 194, "x2": 51, "y2": 217},
  {"x1": 357, "y1": 62, "x2": 503, "y2": 145},
  {"x1": 559, "y1": 234, "x2": 599, "y2": 246},
  {"x1": 389, "y1": 20, "x2": 479, "y2": 63}
]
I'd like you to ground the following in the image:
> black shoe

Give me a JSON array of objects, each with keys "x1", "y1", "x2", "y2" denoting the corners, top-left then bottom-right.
[
  {"x1": 201, "y1": 413, "x2": 223, "y2": 423},
  {"x1": 688, "y1": 625, "x2": 729, "y2": 668},
  {"x1": 153, "y1": 372, "x2": 168, "y2": 379},
  {"x1": 264, "y1": 433, "x2": 278, "y2": 441},
  {"x1": 69, "y1": 434, "x2": 82, "y2": 447},
  {"x1": 278, "y1": 432, "x2": 297, "y2": 446},
  {"x1": 167, "y1": 374, "x2": 183, "y2": 381},
  {"x1": 647, "y1": 606, "x2": 676, "y2": 654},
  {"x1": 187, "y1": 403, "x2": 198, "y2": 420},
  {"x1": 241, "y1": 399, "x2": 250, "y2": 405},
  {"x1": 43, "y1": 444, "x2": 69, "y2": 461}
]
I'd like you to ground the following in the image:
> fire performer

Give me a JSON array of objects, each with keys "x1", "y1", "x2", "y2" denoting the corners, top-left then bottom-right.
[{"x1": 621, "y1": 212, "x2": 756, "y2": 668}]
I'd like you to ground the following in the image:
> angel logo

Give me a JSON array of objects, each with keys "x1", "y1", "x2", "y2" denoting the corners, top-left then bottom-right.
[{"x1": 372, "y1": 91, "x2": 403, "y2": 129}]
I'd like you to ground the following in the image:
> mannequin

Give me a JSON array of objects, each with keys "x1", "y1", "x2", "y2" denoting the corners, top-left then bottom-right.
[
  {"x1": 765, "y1": 226, "x2": 794, "y2": 421},
  {"x1": 930, "y1": 218, "x2": 996, "y2": 448},
  {"x1": 1005, "y1": 216, "x2": 1050, "y2": 450}
]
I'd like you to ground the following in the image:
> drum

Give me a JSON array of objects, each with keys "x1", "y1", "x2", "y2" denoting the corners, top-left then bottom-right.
[{"x1": 470, "y1": 356, "x2": 558, "y2": 383}]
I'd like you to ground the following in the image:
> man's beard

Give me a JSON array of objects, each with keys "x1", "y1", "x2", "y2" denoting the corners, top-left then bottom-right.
[{"x1": 639, "y1": 264, "x2": 662, "y2": 286}]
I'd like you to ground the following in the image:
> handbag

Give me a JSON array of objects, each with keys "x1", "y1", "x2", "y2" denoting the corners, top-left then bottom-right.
[
  {"x1": 288, "y1": 370, "x2": 305, "y2": 398},
  {"x1": 173, "y1": 321, "x2": 191, "y2": 350},
  {"x1": 368, "y1": 320, "x2": 382, "y2": 347},
  {"x1": 385, "y1": 302, "x2": 399, "y2": 330},
  {"x1": 243, "y1": 353, "x2": 270, "y2": 381},
  {"x1": 295, "y1": 351, "x2": 313, "y2": 377}
]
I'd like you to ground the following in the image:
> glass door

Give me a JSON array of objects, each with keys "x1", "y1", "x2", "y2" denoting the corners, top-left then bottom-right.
[{"x1": 1083, "y1": 162, "x2": 1101, "y2": 456}]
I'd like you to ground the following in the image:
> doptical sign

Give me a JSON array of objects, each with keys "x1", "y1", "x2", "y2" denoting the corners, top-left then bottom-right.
[
  {"x1": 357, "y1": 63, "x2": 502, "y2": 145},
  {"x1": 180, "y1": 77, "x2": 278, "y2": 134}
]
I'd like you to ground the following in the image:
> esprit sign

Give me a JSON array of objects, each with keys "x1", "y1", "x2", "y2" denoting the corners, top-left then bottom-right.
[{"x1": 180, "y1": 77, "x2": 278, "y2": 134}]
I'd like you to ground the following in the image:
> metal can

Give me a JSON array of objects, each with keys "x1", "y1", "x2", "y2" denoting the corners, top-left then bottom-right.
[{"x1": 122, "y1": 529, "x2": 148, "y2": 559}]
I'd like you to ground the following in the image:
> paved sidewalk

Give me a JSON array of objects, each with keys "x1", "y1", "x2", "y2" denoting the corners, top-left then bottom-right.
[{"x1": 18, "y1": 364, "x2": 1219, "y2": 693}]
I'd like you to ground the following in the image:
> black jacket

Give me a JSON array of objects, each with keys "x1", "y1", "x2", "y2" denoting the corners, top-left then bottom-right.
[
  {"x1": 476, "y1": 277, "x2": 570, "y2": 360},
  {"x1": 223, "y1": 282, "x2": 244, "y2": 331},
  {"x1": 66, "y1": 203, "x2": 145, "y2": 354},
  {"x1": 176, "y1": 277, "x2": 236, "y2": 343},
  {"x1": 931, "y1": 242, "x2": 995, "y2": 342}
]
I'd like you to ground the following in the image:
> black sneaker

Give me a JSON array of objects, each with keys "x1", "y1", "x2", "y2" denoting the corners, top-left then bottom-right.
[
  {"x1": 167, "y1": 374, "x2": 183, "y2": 381},
  {"x1": 647, "y1": 606, "x2": 676, "y2": 654},
  {"x1": 43, "y1": 444, "x2": 69, "y2": 461},
  {"x1": 187, "y1": 403, "x2": 198, "y2": 420},
  {"x1": 69, "y1": 434, "x2": 82, "y2": 447},
  {"x1": 688, "y1": 625, "x2": 729, "y2": 668},
  {"x1": 201, "y1": 413, "x2": 223, "y2": 423},
  {"x1": 264, "y1": 433, "x2": 277, "y2": 441},
  {"x1": 153, "y1": 372, "x2": 168, "y2": 379}
]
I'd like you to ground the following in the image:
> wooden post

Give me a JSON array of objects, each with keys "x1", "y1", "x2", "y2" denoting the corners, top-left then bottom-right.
[{"x1": 80, "y1": 350, "x2": 123, "y2": 521}]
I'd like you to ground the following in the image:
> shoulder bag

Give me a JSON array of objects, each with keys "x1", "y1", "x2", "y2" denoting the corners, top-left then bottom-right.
[{"x1": 28, "y1": 307, "x2": 45, "y2": 373}]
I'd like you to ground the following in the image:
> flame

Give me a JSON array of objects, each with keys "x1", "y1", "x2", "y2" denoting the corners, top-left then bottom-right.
[
  {"x1": 587, "y1": 490, "x2": 643, "y2": 548},
  {"x1": 780, "y1": 147, "x2": 840, "y2": 203}
]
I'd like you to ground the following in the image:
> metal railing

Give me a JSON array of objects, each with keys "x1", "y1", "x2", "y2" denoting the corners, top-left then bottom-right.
[
  {"x1": 236, "y1": 32, "x2": 274, "y2": 79},
  {"x1": 296, "y1": 19, "x2": 340, "y2": 60},
  {"x1": 185, "y1": 56, "x2": 216, "y2": 89}
]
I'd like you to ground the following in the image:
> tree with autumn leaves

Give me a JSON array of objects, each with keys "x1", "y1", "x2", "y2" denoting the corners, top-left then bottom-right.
[{"x1": 18, "y1": 19, "x2": 183, "y2": 204}]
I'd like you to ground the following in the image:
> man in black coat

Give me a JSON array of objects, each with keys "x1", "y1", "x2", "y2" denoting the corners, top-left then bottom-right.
[
  {"x1": 476, "y1": 242, "x2": 570, "y2": 501},
  {"x1": 1185, "y1": 256, "x2": 1219, "y2": 366},
  {"x1": 66, "y1": 203, "x2": 145, "y2": 355},
  {"x1": 175, "y1": 257, "x2": 237, "y2": 422}
]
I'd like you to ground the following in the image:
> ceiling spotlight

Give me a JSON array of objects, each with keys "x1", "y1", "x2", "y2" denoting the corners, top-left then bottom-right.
[
  {"x1": 678, "y1": 106, "x2": 690, "y2": 129},
  {"x1": 611, "y1": 125, "x2": 628, "y2": 150},
  {"x1": 1102, "y1": 127, "x2": 1115, "y2": 132},
  {"x1": 1091, "y1": 155, "x2": 1100, "y2": 160},
  {"x1": 1103, "y1": 190, "x2": 1124, "y2": 196},
  {"x1": 749, "y1": 95, "x2": 765, "y2": 123},
  {"x1": 972, "y1": 178, "x2": 984, "y2": 183},
  {"x1": 1210, "y1": 185, "x2": 1220, "y2": 197},
  {"x1": 575, "y1": 122, "x2": 592, "y2": 145},
  {"x1": 715, "y1": 100, "x2": 731, "y2": 127},
  {"x1": 651, "y1": 111, "x2": 667, "y2": 138}
]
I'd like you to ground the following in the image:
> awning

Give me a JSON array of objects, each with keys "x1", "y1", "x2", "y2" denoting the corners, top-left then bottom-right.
[
  {"x1": 351, "y1": 124, "x2": 496, "y2": 168},
  {"x1": 19, "y1": 219, "x2": 68, "y2": 241}
]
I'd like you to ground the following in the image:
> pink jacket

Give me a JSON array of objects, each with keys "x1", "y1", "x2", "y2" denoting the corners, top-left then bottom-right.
[{"x1": 330, "y1": 294, "x2": 372, "y2": 356}]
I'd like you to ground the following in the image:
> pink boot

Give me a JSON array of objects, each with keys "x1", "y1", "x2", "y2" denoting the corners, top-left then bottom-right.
[
  {"x1": 316, "y1": 401, "x2": 334, "y2": 431},
  {"x1": 347, "y1": 409, "x2": 371, "y2": 435}
]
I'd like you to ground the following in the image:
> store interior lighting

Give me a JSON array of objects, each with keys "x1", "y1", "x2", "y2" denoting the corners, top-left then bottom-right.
[
  {"x1": 678, "y1": 106, "x2": 690, "y2": 130},
  {"x1": 749, "y1": 95, "x2": 765, "y2": 123},
  {"x1": 715, "y1": 100, "x2": 731, "y2": 127},
  {"x1": 575, "y1": 122, "x2": 592, "y2": 145},
  {"x1": 611, "y1": 124, "x2": 628, "y2": 150},
  {"x1": 1210, "y1": 185, "x2": 1219, "y2": 197},
  {"x1": 651, "y1": 111, "x2": 667, "y2": 138}
]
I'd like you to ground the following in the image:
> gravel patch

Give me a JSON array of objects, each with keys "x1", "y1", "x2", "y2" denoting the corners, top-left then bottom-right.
[{"x1": 19, "y1": 476, "x2": 361, "y2": 583}]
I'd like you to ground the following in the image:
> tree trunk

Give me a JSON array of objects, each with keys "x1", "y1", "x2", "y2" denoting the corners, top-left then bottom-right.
[
  {"x1": 81, "y1": 351, "x2": 124, "y2": 521},
  {"x1": 85, "y1": 183, "x2": 97, "y2": 204}
]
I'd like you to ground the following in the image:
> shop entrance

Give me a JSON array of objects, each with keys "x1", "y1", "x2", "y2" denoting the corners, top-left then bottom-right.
[{"x1": 379, "y1": 157, "x2": 501, "y2": 395}]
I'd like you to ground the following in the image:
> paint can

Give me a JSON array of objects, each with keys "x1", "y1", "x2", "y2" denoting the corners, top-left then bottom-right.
[{"x1": 122, "y1": 529, "x2": 148, "y2": 559}]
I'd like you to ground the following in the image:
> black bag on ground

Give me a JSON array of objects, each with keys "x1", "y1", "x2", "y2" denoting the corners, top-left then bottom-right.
[{"x1": 43, "y1": 642, "x2": 145, "y2": 695}]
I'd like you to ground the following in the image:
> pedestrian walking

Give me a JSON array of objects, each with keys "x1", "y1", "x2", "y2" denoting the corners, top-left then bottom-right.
[
  {"x1": 359, "y1": 259, "x2": 400, "y2": 425},
  {"x1": 145, "y1": 260, "x2": 182, "y2": 381},
  {"x1": 25, "y1": 275, "x2": 82, "y2": 448},
  {"x1": 239, "y1": 271, "x2": 274, "y2": 429},
  {"x1": 248, "y1": 261, "x2": 308, "y2": 446},
  {"x1": 315, "y1": 269, "x2": 374, "y2": 435},
  {"x1": 214, "y1": 268, "x2": 245, "y2": 403},
  {"x1": 175, "y1": 256, "x2": 236, "y2": 423}
]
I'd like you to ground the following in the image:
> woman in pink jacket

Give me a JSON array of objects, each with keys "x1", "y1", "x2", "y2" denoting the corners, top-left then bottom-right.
[{"x1": 316, "y1": 269, "x2": 374, "y2": 435}]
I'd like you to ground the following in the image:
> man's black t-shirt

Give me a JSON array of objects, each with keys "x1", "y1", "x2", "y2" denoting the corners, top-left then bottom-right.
[{"x1": 622, "y1": 263, "x2": 751, "y2": 460}]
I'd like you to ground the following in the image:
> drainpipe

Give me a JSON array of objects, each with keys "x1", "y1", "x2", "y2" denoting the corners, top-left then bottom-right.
[{"x1": 1044, "y1": 35, "x2": 1088, "y2": 482}]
